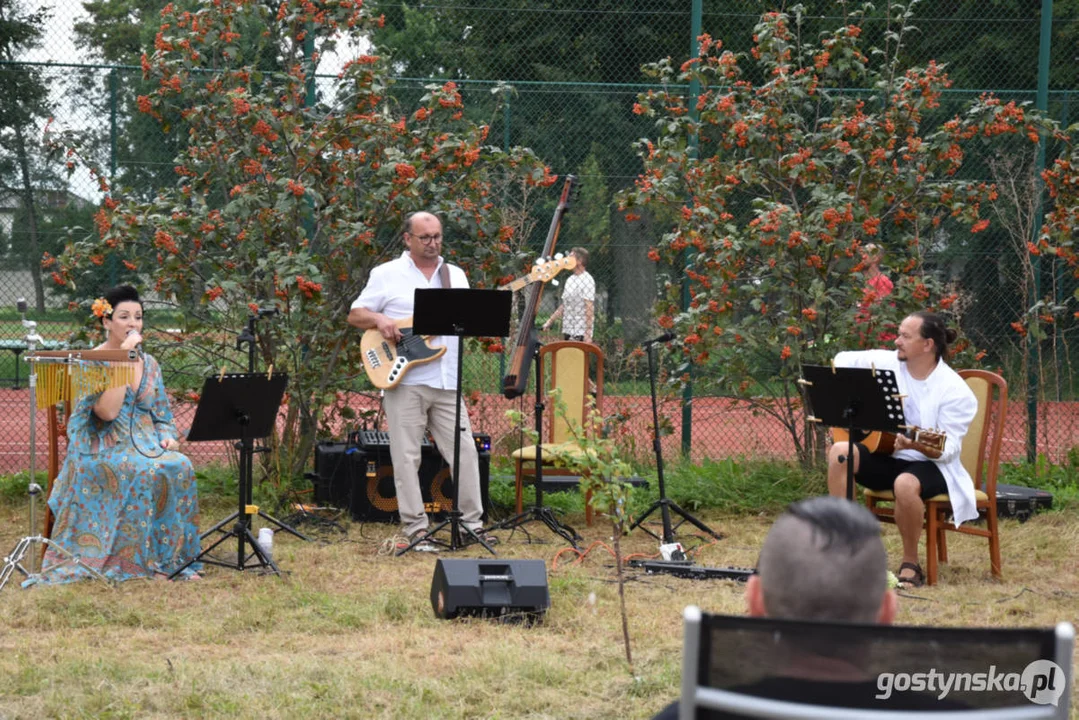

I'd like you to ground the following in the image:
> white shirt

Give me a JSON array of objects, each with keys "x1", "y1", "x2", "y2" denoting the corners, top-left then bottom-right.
[
  {"x1": 560, "y1": 270, "x2": 595, "y2": 337},
  {"x1": 352, "y1": 252, "x2": 468, "y2": 390},
  {"x1": 834, "y1": 349, "x2": 980, "y2": 526}
]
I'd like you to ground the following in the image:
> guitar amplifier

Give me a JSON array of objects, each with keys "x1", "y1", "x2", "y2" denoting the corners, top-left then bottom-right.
[
  {"x1": 312, "y1": 441, "x2": 363, "y2": 509},
  {"x1": 314, "y1": 435, "x2": 491, "y2": 522},
  {"x1": 352, "y1": 429, "x2": 491, "y2": 455}
]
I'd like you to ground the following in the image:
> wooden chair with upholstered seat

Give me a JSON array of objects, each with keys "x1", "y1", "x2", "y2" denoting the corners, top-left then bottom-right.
[
  {"x1": 511, "y1": 341, "x2": 603, "y2": 524},
  {"x1": 864, "y1": 368, "x2": 1007, "y2": 585}
]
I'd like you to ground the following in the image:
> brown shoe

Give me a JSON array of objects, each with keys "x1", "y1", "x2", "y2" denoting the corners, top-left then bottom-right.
[{"x1": 896, "y1": 561, "x2": 924, "y2": 588}]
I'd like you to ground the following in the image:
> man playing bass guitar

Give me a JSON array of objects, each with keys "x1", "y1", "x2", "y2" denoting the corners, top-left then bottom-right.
[
  {"x1": 827, "y1": 312, "x2": 977, "y2": 588},
  {"x1": 347, "y1": 211, "x2": 489, "y2": 551}
]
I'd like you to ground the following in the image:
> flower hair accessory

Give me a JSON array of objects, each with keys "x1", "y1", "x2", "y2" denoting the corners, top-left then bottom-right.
[{"x1": 91, "y1": 297, "x2": 113, "y2": 319}]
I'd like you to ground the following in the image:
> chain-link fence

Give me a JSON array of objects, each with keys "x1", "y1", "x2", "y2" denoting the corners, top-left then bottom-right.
[{"x1": 2, "y1": 1, "x2": 1078, "y2": 475}]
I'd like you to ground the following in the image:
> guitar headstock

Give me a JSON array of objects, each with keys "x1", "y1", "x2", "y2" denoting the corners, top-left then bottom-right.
[
  {"x1": 558, "y1": 174, "x2": 578, "y2": 210},
  {"x1": 529, "y1": 254, "x2": 577, "y2": 283}
]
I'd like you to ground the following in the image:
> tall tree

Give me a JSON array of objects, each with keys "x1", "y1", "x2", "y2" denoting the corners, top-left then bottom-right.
[
  {"x1": 51, "y1": 0, "x2": 553, "y2": 484},
  {"x1": 624, "y1": 7, "x2": 1042, "y2": 462},
  {"x1": 0, "y1": 0, "x2": 55, "y2": 311}
]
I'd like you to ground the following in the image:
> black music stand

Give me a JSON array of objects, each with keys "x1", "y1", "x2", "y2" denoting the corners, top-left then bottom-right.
[
  {"x1": 169, "y1": 372, "x2": 308, "y2": 578},
  {"x1": 801, "y1": 364, "x2": 906, "y2": 501},
  {"x1": 396, "y1": 288, "x2": 511, "y2": 556}
]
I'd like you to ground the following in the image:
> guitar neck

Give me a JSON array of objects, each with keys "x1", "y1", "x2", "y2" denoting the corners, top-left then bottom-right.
[{"x1": 501, "y1": 276, "x2": 532, "y2": 293}]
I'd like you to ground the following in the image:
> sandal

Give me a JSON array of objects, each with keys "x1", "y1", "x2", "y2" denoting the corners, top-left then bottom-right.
[{"x1": 896, "y1": 561, "x2": 924, "y2": 588}]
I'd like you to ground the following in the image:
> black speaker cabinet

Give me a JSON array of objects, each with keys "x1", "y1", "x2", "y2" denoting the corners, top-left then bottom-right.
[
  {"x1": 312, "y1": 441, "x2": 490, "y2": 522},
  {"x1": 312, "y1": 441, "x2": 362, "y2": 509},
  {"x1": 430, "y1": 559, "x2": 550, "y2": 620}
]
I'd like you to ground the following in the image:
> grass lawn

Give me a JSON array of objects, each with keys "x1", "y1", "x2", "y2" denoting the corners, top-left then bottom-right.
[{"x1": 0, "y1": 490, "x2": 1077, "y2": 719}]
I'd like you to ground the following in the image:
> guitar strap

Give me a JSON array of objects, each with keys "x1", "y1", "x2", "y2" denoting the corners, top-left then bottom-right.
[{"x1": 438, "y1": 261, "x2": 451, "y2": 290}]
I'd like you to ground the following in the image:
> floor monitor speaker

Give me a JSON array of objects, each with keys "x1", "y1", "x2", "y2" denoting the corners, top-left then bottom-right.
[{"x1": 430, "y1": 559, "x2": 550, "y2": 620}]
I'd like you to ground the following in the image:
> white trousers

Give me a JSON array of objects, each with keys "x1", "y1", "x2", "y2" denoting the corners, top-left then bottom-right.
[{"x1": 383, "y1": 384, "x2": 483, "y2": 536}]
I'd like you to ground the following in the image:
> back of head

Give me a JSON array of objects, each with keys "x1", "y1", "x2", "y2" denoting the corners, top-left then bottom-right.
[
  {"x1": 571, "y1": 246, "x2": 589, "y2": 268},
  {"x1": 757, "y1": 497, "x2": 887, "y2": 624}
]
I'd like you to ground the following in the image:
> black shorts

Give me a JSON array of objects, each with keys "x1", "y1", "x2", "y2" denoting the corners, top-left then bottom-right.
[
  {"x1": 563, "y1": 333, "x2": 584, "y2": 341},
  {"x1": 854, "y1": 443, "x2": 949, "y2": 500}
]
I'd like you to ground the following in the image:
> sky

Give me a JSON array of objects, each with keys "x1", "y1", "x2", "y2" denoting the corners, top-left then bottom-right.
[{"x1": 17, "y1": 0, "x2": 365, "y2": 202}]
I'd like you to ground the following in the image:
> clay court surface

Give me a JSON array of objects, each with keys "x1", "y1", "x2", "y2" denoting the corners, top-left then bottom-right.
[{"x1": 0, "y1": 388, "x2": 1072, "y2": 476}]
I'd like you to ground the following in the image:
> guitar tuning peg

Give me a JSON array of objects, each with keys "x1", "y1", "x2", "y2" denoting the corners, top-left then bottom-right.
[
  {"x1": 551, "y1": 279, "x2": 560, "y2": 287},
  {"x1": 554, "y1": 252, "x2": 564, "y2": 260}
]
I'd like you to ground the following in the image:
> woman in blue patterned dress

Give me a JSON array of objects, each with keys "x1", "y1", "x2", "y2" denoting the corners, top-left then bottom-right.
[{"x1": 41, "y1": 285, "x2": 201, "y2": 583}]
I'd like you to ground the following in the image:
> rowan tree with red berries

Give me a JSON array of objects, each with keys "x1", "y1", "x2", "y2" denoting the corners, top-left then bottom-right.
[
  {"x1": 623, "y1": 5, "x2": 1045, "y2": 463},
  {"x1": 48, "y1": 0, "x2": 553, "y2": 481}
]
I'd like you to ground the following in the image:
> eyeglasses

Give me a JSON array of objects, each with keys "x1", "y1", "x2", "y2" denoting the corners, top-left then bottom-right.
[{"x1": 410, "y1": 233, "x2": 442, "y2": 245}]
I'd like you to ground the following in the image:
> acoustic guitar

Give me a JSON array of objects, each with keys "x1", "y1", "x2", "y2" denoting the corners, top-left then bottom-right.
[
  {"x1": 360, "y1": 258, "x2": 576, "y2": 390},
  {"x1": 833, "y1": 426, "x2": 946, "y2": 458}
]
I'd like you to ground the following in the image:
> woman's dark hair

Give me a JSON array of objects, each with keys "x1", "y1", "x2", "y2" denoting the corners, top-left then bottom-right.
[
  {"x1": 101, "y1": 285, "x2": 142, "y2": 323},
  {"x1": 911, "y1": 311, "x2": 958, "y2": 361}
]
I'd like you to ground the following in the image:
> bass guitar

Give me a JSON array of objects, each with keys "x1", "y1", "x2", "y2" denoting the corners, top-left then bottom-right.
[
  {"x1": 360, "y1": 258, "x2": 576, "y2": 390},
  {"x1": 833, "y1": 426, "x2": 946, "y2": 459},
  {"x1": 499, "y1": 254, "x2": 576, "y2": 292}
]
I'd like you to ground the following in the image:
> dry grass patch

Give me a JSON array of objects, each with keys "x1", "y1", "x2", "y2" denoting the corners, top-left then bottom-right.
[{"x1": 0, "y1": 500, "x2": 1077, "y2": 719}]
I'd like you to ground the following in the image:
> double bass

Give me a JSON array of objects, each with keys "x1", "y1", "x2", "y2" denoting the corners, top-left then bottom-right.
[{"x1": 502, "y1": 175, "x2": 577, "y2": 399}]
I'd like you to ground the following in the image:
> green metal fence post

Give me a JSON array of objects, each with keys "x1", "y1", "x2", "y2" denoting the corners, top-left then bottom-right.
[
  {"x1": 499, "y1": 96, "x2": 511, "y2": 392},
  {"x1": 1028, "y1": 0, "x2": 1053, "y2": 462},
  {"x1": 681, "y1": 0, "x2": 703, "y2": 457}
]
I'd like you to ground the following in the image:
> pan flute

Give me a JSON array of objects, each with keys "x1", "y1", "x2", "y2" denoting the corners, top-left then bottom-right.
[{"x1": 26, "y1": 349, "x2": 138, "y2": 409}]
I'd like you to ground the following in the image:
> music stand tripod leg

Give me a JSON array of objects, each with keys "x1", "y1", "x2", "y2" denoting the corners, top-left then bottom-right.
[{"x1": 256, "y1": 510, "x2": 310, "y2": 542}]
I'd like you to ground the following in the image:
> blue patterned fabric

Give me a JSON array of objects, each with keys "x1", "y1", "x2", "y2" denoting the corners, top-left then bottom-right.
[{"x1": 40, "y1": 353, "x2": 201, "y2": 583}]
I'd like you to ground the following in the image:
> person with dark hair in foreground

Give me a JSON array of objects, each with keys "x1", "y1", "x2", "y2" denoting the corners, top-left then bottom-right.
[
  {"x1": 828, "y1": 311, "x2": 977, "y2": 588},
  {"x1": 41, "y1": 285, "x2": 201, "y2": 583}
]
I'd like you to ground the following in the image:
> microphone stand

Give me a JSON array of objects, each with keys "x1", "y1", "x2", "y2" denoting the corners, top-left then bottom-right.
[{"x1": 629, "y1": 335, "x2": 721, "y2": 543}]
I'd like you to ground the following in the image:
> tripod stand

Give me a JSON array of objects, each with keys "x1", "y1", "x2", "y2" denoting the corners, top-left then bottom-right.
[
  {"x1": 629, "y1": 333, "x2": 721, "y2": 543},
  {"x1": 488, "y1": 334, "x2": 581, "y2": 547},
  {"x1": 169, "y1": 310, "x2": 308, "y2": 578},
  {"x1": 0, "y1": 300, "x2": 111, "y2": 591},
  {"x1": 397, "y1": 288, "x2": 510, "y2": 556}
]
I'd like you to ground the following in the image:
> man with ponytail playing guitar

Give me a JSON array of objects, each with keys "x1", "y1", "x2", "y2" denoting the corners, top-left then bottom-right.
[
  {"x1": 348, "y1": 212, "x2": 489, "y2": 552},
  {"x1": 827, "y1": 312, "x2": 978, "y2": 588}
]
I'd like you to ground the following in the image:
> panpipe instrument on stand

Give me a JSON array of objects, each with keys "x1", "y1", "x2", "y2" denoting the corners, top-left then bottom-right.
[{"x1": 29, "y1": 349, "x2": 138, "y2": 409}]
